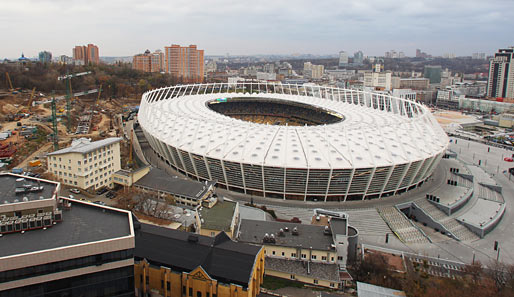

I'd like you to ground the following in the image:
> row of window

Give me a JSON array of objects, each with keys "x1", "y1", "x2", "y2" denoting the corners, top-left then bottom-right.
[
  {"x1": 288, "y1": 274, "x2": 336, "y2": 288},
  {"x1": 267, "y1": 250, "x2": 342, "y2": 262},
  {"x1": 141, "y1": 275, "x2": 218, "y2": 297}
]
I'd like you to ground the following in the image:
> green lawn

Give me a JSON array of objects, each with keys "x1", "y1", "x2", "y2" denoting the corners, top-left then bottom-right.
[{"x1": 262, "y1": 276, "x2": 304, "y2": 290}]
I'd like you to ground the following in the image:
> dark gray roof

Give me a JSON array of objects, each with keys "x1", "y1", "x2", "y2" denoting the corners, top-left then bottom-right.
[
  {"x1": 238, "y1": 219, "x2": 335, "y2": 251},
  {"x1": 47, "y1": 137, "x2": 121, "y2": 156},
  {"x1": 0, "y1": 199, "x2": 132, "y2": 257},
  {"x1": 134, "y1": 222, "x2": 262, "y2": 287},
  {"x1": 0, "y1": 174, "x2": 57, "y2": 204},
  {"x1": 329, "y1": 218, "x2": 347, "y2": 236},
  {"x1": 265, "y1": 258, "x2": 340, "y2": 282},
  {"x1": 134, "y1": 168, "x2": 211, "y2": 199}
]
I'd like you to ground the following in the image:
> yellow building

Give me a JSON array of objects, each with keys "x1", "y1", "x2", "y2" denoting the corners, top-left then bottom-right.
[
  {"x1": 112, "y1": 166, "x2": 151, "y2": 187},
  {"x1": 237, "y1": 217, "x2": 358, "y2": 289},
  {"x1": 46, "y1": 137, "x2": 122, "y2": 190},
  {"x1": 134, "y1": 223, "x2": 265, "y2": 297}
]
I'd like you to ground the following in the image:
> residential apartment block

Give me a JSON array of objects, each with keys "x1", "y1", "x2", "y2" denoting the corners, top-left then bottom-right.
[
  {"x1": 73, "y1": 44, "x2": 100, "y2": 65},
  {"x1": 487, "y1": 47, "x2": 514, "y2": 99},
  {"x1": 133, "y1": 49, "x2": 164, "y2": 73},
  {"x1": 46, "y1": 138, "x2": 121, "y2": 190},
  {"x1": 164, "y1": 44, "x2": 204, "y2": 83}
]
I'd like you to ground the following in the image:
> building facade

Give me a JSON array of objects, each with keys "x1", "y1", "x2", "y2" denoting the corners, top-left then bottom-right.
[
  {"x1": 487, "y1": 47, "x2": 514, "y2": 99},
  {"x1": 0, "y1": 177, "x2": 135, "y2": 297},
  {"x1": 363, "y1": 71, "x2": 392, "y2": 90},
  {"x1": 46, "y1": 138, "x2": 121, "y2": 190},
  {"x1": 424, "y1": 65, "x2": 442, "y2": 84},
  {"x1": 38, "y1": 51, "x2": 52, "y2": 63},
  {"x1": 133, "y1": 50, "x2": 164, "y2": 73},
  {"x1": 134, "y1": 223, "x2": 265, "y2": 297},
  {"x1": 73, "y1": 44, "x2": 100, "y2": 65},
  {"x1": 338, "y1": 51, "x2": 349, "y2": 67},
  {"x1": 164, "y1": 44, "x2": 204, "y2": 83}
]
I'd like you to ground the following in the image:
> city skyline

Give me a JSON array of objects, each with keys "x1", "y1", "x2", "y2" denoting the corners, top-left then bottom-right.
[{"x1": 1, "y1": 0, "x2": 513, "y2": 59}]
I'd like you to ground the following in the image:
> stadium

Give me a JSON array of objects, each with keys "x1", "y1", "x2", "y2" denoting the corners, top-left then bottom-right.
[{"x1": 138, "y1": 83, "x2": 448, "y2": 202}]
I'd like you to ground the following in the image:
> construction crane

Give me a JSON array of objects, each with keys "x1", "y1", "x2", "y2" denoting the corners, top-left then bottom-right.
[
  {"x1": 51, "y1": 94, "x2": 59, "y2": 151},
  {"x1": 57, "y1": 71, "x2": 92, "y2": 131},
  {"x1": 27, "y1": 87, "x2": 36, "y2": 109},
  {"x1": 5, "y1": 72, "x2": 14, "y2": 92},
  {"x1": 95, "y1": 84, "x2": 103, "y2": 106}
]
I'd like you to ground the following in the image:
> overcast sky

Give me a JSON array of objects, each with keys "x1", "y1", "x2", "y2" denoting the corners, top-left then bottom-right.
[{"x1": 1, "y1": 0, "x2": 513, "y2": 59}]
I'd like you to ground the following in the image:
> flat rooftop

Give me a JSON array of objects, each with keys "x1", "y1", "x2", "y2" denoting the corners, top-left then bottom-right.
[
  {"x1": 238, "y1": 219, "x2": 335, "y2": 251},
  {"x1": 198, "y1": 200, "x2": 237, "y2": 232},
  {"x1": 0, "y1": 174, "x2": 57, "y2": 204},
  {"x1": 134, "y1": 168, "x2": 211, "y2": 199},
  {"x1": 0, "y1": 198, "x2": 132, "y2": 257},
  {"x1": 458, "y1": 198, "x2": 505, "y2": 228}
]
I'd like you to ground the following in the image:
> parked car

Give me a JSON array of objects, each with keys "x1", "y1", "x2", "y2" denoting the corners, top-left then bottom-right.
[
  {"x1": 69, "y1": 188, "x2": 81, "y2": 194},
  {"x1": 68, "y1": 195, "x2": 75, "y2": 199},
  {"x1": 94, "y1": 201, "x2": 106, "y2": 206},
  {"x1": 106, "y1": 191, "x2": 116, "y2": 199},
  {"x1": 95, "y1": 187, "x2": 108, "y2": 195},
  {"x1": 504, "y1": 157, "x2": 513, "y2": 162}
]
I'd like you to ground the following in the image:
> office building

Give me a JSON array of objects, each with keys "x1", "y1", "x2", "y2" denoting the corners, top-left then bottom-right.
[
  {"x1": 424, "y1": 65, "x2": 442, "y2": 84},
  {"x1": 46, "y1": 137, "x2": 122, "y2": 190},
  {"x1": 164, "y1": 44, "x2": 204, "y2": 83},
  {"x1": 400, "y1": 78, "x2": 430, "y2": 90},
  {"x1": 38, "y1": 51, "x2": 52, "y2": 63},
  {"x1": 472, "y1": 52, "x2": 487, "y2": 60},
  {"x1": 353, "y1": 51, "x2": 364, "y2": 65},
  {"x1": 364, "y1": 71, "x2": 392, "y2": 90},
  {"x1": 133, "y1": 49, "x2": 164, "y2": 73},
  {"x1": 0, "y1": 174, "x2": 135, "y2": 296},
  {"x1": 134, "y1": 222, "x2": 265, "y2": 297},
  {"x1": 73, "y1": 44, "x2": 100, "y2": 65},
  {"x1": 131, "y1": 168, "x2": 216, "y2": 208},
  {"x1": 487, "y1": 47, "x2": 514, "y2": 99},
  {"x1": 338, "y1": 51, "x2": 349, "y2": 67}
]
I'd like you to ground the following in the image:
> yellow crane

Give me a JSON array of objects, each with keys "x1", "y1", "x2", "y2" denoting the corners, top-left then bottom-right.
[
  {"x1": 95, "y1": 84, "x2": 103, "y2": 106},
  {"x1": 5, "y1": 72, "x2": 14, "y2": 92},
  {"x1": 27, "y1": 87, "x2": 36, "y2": 109}
]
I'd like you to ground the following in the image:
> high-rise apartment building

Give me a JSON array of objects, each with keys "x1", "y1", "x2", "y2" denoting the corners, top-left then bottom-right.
[
  {"x1": 73, "y1": 44, "x2": 100, "y2": 65},
  {"x1": 353, "y1": 51, "x2": 364, "y2": 65},
  {"x1": 164, "y1": 44, "x2": 204, "y2": 83},
  {"x1": 487, "y1": 47, "x2": 514, "y2": 99},
  {"x1": 133, "y1": 49, "x2": 164, "y2": 73},
  {"x1": 424, "y1": 65, "x2": 442, "y2": 84},
  {"x1": 338, "y1": 51, "x2": 349, "y2": 67},
  {"x1": 38, "y1": 51, "x2": 52, "y2": 63}
]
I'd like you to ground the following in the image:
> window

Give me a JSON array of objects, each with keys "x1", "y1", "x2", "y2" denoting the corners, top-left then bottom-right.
[
  {"x1": 161, "y1": 280, "x2": 164, "y2": 289},
  {"x1": 167, "y1": 281, "x2": 170, "y2": 291},
  {"x1": 210, "y1": 232, "x2": 215, "y2": 236},
  {"x1": 272, "y1": 251, "x2": 275, "y2": 255},
  {"x1": 330, "y1": 283, "x2": 335, "y2": 288},
  {"x1": 331, "y1": 257, "x2": 334, "y2": 262},
  {"x1": 338, "y1": 256, "x2": 343, "y2": 261},
  {"x1": 68, "y1": 159, "x2": 71, "y2": 164},
  {"x1": 189, "y1": 287, "x2": 193, "y2": 296},
  {"x1": 78, "y1": 161, "x2": 81, "y2": 165},
  {"x1": 282, "y1": 252, "x2": 285, "y2": 256},
  {"x1": 322, "y1": 256, "x2": 327, "y2": 261},
  {"x1": 206, "y1": 293, "x2": 209, "y2": 297},
  {"x1": 183, "y1": 286, "x2": 186, "y2": 294},
  {"x1": 197, "y1": 292, "x2": 202, "y2": 297},
  {"x1": 291, "y1": 253, "x2": 296, "y2": 258},
  {"x1": 311, "y1": 255, "x2": 317, "y2": 260},
  {"x1": 290, "y1": 274, "x2": 295, "y2": 280},
  {"x1": 145, "y1": 276, "x2": 149, "y2": 285},
  {"x1": 301, "y1": 254, "x2": 306, "y2": 259},
  {"x1": 314, "y1": 279, "x2": 318, "y2": 284}
]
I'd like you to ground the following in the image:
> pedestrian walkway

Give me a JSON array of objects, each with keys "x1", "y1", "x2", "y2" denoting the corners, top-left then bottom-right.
[
  {"x1": 378, "y1": 206, "x2": 430, "y2": 244},
  {"x1": 414, "y1": 199, "x2": 479, "y2": 242}
]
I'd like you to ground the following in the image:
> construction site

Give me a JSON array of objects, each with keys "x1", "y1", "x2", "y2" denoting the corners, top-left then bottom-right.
[{"x1": 0, "y1": 70, "x2": 141, "y2": 177}]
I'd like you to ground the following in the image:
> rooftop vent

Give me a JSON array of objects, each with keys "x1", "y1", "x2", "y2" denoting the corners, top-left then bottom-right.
[
  {"x1": 278, "y1": 228, "x2": 285, "y2": 237},
  {"x1": 292, "y1": 227, "x2": 299, "y2": 236},
  {"x1": 324, "y1": 226, "x2": 331, "y2": 235},
  {"x1": 284, "y1": 227, "x2": 289, "y2": 232},
  {"x1": 269, "y1": 233, "x2": 276, "y2": 243},
  {"x1": 263, "y1": 233, "x2": 270, "y2": 243}
]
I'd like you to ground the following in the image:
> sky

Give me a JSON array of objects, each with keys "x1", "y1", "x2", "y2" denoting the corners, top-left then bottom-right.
[{"x1": 1, "y1": 0, "x2": 513, "y2": 59}]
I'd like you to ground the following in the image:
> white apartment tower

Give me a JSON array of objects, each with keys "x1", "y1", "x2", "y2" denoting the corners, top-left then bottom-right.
[{"x1": 487, "y1": 47, "x2": 514, "y2": 99}]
